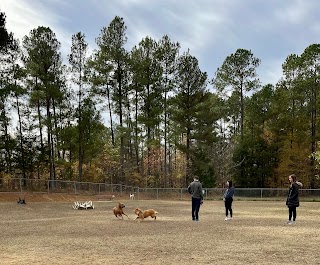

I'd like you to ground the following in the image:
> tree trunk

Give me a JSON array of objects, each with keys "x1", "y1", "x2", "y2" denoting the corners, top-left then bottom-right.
[
  {"x1": 118, "y1": 67, "x2": 125, "y2": 183},
  {"x1": 310, "y1": 81, "x2": 316, "y2": 188},
  {"x1": 134, "y1": 87, "x2": 140, "y2": 172},
  {"x1": 46, "y1": 97, "x2": 55, "y2": 183},
  {"x1": 107, "y1": 84, "x2": 115, "y2": 147},
  {"x1": 164, "y1": 88, "x2": 168, "y2": 187},
  {"x1": 147, "y1": 83, "x2": 151, "y2": 177},
  {"x1": 78, "y1": 84, "x2": 83, "y2": 182},
  {"x1": 15, "y1": 94, "x2": 26, "y2": 182},
  {"x1": 52, "y1": 98, "x2": 60, "y2": 159}
]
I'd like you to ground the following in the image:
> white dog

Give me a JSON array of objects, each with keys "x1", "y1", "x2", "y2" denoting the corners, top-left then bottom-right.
[{"x1": 130, "y1": 193, "x2": 135, "y2": 200}]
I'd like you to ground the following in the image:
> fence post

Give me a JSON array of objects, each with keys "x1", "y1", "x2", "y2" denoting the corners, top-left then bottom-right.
[
  {"x1": 47, "y1": 180, "x2": 50, "y2": 193},
  {"x1": 157, "y1": 188, "x2": 159, "y2": 200},
  {"x1": 138, "y1": 187, "x2": 140, "y2": 200},
  {"x1": 261, "y1": 189, "x2": 263, "y2": 200},
  {"x1": 74, "y1": 181, "x2": 77, "y2": 194}
]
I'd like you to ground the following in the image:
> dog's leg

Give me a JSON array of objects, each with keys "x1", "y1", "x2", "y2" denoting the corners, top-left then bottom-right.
[
  {"x1": 114, "y1": 211, "x2": 119, "y2": 218},
  {"x1": 122, "y1": 213, "x2": 130, "y2": 219},
  {"x1": 139, "y1": 213, "x2": 144, "y2": 222}
]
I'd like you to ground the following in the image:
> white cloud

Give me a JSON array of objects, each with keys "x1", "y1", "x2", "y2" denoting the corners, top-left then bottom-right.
[
  {"x1": 258, "y1": 59, "x2": 284, "y2": 86},
  {"x1": 1, "y1": 0, "x2": 73, "y2": 58},
  {"x1": 274, "y1": 0, "x2": 316, "y2": 24},
  {"x1": 2, "y1": 0, "x2": 320, "y2": 87}
]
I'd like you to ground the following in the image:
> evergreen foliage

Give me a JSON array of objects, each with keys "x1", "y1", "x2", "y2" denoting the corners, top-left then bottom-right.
[{"x1": 1, "y1": 13, "x2": 320, "y2": 188}]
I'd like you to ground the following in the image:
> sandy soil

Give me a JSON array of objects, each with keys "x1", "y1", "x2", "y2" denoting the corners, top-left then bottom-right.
[{"x1": 0, "y1": 196, "x2": 319, "y2": 265}]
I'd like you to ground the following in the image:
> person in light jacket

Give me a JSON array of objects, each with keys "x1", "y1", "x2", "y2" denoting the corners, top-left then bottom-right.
[
  {"x1": 286, "y1": 174, "x2": 303, "y2": 225},
  {"x1": 188, "y1": 175, "x2": 203, "y2": 221},
  {"x1": 223, "y1": 180, "x2": 234, "y2": 221}
]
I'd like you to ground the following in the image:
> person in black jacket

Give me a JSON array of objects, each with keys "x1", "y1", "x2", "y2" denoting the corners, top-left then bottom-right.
[
  {"x1": 286, "y1": 174, "x2": 303, "y2": 225},
  {"x1": 188, "y1": 175, "x2": 203, "y2": 221},
  {"x1": 223, "y1": 180, "x2": 234, "y2": 221}
]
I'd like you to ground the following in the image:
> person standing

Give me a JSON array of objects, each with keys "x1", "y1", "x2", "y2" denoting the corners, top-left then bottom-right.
[
  {"x1": 188, "y1": 175, "x2": 203, "y2": 221},
  {"x1": 286, "y1": 174, "x2": 303, "y2": 225},
  {"x1": 223, "y1": 180, "x2": 234, "y2": 221}
]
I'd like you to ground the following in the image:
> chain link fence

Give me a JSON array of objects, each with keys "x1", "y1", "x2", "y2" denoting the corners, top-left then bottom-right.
[{"x1": 0, "y1": 178, "x2": 320, "y2": 201}]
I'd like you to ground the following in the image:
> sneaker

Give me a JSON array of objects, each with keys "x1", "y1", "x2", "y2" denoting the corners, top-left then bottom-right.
[
  {"x1": 195, "y1": 219, "x2": 199, "y2": 221},
  {"x1": 292, "y1": 221, "x2": 296, "y2": 225},
  {"x1": 224, "y1": 217, "x2": 228, "y2": 221},
  {"x1": 286, "y1": 220, "x2": 292, "y2": 225}
]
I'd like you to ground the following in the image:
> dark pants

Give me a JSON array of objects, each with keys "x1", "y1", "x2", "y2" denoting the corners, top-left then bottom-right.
[
  {"x1": 192, "y1": 197, "x2": 201, "y2": 220},
  {"x1": 288, "y1": 206, "x2": 297, "y2": 221},
  {"x1": 225, "y1": 198, "x2": 233, "y2": 217}
]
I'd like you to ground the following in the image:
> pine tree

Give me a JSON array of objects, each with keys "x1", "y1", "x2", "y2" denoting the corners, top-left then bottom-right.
[
  {"x1": 171, "y1": 50, "x2": 208, "y2": 185},
  {"x1": 68, "y1": 32, "x2": 88, "y2": 182},
  {"x1": 23, "y1": 26, "x2": 64, "y2": 182}
]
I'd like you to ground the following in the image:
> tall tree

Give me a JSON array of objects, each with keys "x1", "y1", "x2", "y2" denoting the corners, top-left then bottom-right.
[
  {"x1": 128, "y1": 47, "x2": 144, "y2": 173},
  {"x1": 280, "y1": 51, "x2": 316, "y2": 187},
  {"x1": 191, "y1": 92, "x2": 219, "y2": 187},
  {"x1": 236, "y1": 84, "x2": 278, "y2": 187},
  {"x1": 300, "y1": 44, "x2": 320, "y2": 188},
  {"x1": 95, "y1": 16, "x2": 128, "y2": 183},
  {"x1": 213, "y1": 48, "x2": 260, "y2": 139},
  {"x1": 157, "y1": 35, "x2": 180, "y2": 187},
  {"x1": 23, "y1": 26, "x2": 63, "y2": 182},
  {"x1": 5, "y1": 39, "x2": 28, "y2": 181},
  {"x1": 87, "y1": 50, "x2": 114, "y2": 146},
  {"x1": 131, "y1": 36, "x2": 163, "y2": 181},
  {"x1": 68, "y1": 32, "x2": 88, "y2": 182},
  {"x1": 213, "y1": 49, "x2": 260, "y2": 185},
  {"x1": 0, "y1": 12, "x2": 15, "y2": 180},
  {"x1": 171, "y1": 50, "x2": 208, "y2": 185}
]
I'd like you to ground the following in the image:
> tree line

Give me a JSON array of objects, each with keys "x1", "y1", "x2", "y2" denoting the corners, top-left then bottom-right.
[{"x1": 1, "y1": 12, "x2": 320, "y2": 188}]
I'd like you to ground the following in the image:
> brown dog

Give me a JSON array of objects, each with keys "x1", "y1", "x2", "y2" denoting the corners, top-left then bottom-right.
[
  {"x1": 134, "y1": 208, "x2": 158, "y2": 221},
  {"x1": 113, "y1": 202, "x2": 129, "y2": 219}
]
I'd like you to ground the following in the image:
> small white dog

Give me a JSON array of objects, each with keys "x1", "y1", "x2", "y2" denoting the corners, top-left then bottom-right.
[{"x1": 130, "y1": 193, "x2": 135, "y2": 200}]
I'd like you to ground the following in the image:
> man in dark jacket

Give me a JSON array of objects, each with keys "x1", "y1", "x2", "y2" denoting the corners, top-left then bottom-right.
[
  {"x1": 286, "y1": 174, "x2": 303, "y2": 225},
  {"x1": 188, "y1": 175, "x2": 203, "y2": 221}
]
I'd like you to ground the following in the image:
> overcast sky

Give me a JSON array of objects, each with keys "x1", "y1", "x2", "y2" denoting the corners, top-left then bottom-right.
[{"x1": 1, "y1": 0, "x2": 320, "y2": 87}]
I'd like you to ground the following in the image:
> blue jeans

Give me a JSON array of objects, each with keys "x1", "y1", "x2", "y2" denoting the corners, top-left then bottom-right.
[{"x1": 192, "y1": 197, "x2": 201, "y2": 220}]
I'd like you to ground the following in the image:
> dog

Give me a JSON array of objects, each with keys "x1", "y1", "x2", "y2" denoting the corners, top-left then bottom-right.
[
  {"x1": 129, "y1": 193, "x2": 135, "y2": 200},
  {"x1": 113, "y1": 202, "x2": 129, "y2": 219},
  {"x1": 134, "y1": 208, "x2": 158, "y2": 221}
]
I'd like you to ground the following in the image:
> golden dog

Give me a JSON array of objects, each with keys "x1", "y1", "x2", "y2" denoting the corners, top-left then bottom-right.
[
  {"x1": 113, "y1": 202, "x2": 129, "y2": 219},
  {"x1": 134, "y1": 208, "x2": 158, "y2": 221}
]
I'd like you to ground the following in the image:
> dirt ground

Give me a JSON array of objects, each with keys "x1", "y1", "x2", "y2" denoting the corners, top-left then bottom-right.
[{"x1": 0, "y1": 194, "x2": 320, "y2": 265}]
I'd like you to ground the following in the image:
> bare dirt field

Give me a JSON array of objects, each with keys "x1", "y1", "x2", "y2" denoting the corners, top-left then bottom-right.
[{"x1": 0, "y1": 194, "x2": 320, "y2": 265}]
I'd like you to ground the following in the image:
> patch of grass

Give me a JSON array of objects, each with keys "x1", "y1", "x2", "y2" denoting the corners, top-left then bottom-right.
[{"x1": 0, "y1": 200, "x2": 319, "y2": 264}]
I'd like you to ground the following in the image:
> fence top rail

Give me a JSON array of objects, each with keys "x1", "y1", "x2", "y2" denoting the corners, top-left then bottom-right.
[{"x1": 2, "y1": 179, "x2": 320, "y2": 191}]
